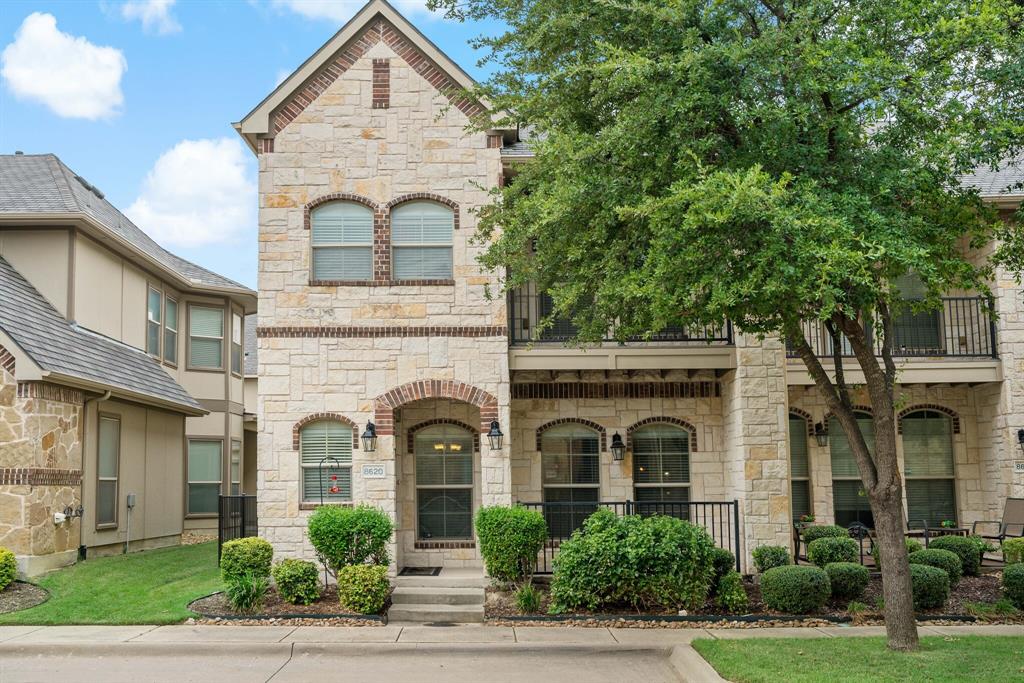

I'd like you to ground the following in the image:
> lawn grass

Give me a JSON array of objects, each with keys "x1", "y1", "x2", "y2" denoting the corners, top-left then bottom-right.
[
  {"x1": 693, "y1": 635, "x2": 1024, "y2": 683},
  {"x1": 0, "y1": 542, "x2": 222, "y2": 625}
]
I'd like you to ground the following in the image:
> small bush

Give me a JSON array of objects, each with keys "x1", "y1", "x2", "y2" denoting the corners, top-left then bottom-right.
[
  {"x1": 715, "y1": 571, "x2": 748, "y2": 613},
  {"x1": 271, "y1": 559, "x2": 321, "y2": 605},
  {"x1": 220, "y1": 537, "x2": 273, "y2": 584},
  {"x1": 760, "y1": 565, "x2": 831, "y2": 614},
  {"x1": 807, "y1": 536, "x2": 859, "y2": 567},
  {"x1": 908, "y1": 549, "x2": 963, "y2": 587},
  {"x1": 225, "y1": 572, "x2": 268, "y2": 613},
  {"x1": 846, "y1": 601, "x2": 869, "y2": 617},
  {"x1": 307, "y1": 505, "x2": 393, "y2": 575},
  {"x1": 910, "y1": 564, "x2": 950, "y2": 610},
  {"x1": 515, "y1": 583, "x2": 543, "y2": 613},
  {"x1": 872, "y1": 538, "x2": 923, "y2": 569},
  {"x1": 337, "y1": 564, "x2": 390, "y2": 615},
  {"x1": 752, "y1": 545, "x2": 791, "y2": 573},
  {"x1": 928, "y1": 536, "x2": 981, "y2": 577},
  {"x1": 0, "y1": 547, "x2": 16, "y2": 591},
  {"x1": 1002, "y1": 538, "x2": 1024, "y2": 565},
  {"x1": 711, "y1": 547, "x2": 736, "y2": 588},
  {"x1": 475, "y1": 506, "x2": 548, "y2": 585},
  {"x1": 1004, "y1": 563, "x2": 1024, "y2": 610},
  {"x1": 801, "y1": 525, "x2": 848, "y2": 544},
  {"x1": 824, "y1": 562, "x2": 869, "y2": 601},
  {"x1": 964, "y1": 598, "x2": 1021, "y2": 621}
]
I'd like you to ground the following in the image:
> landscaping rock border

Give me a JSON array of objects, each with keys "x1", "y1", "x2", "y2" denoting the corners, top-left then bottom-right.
[
  {"x1": 0, "y1": 581, "x2": 49, "y2": 615},
  {"x1": 187, "y1": 591, "x2": 386, "y2": 624}
]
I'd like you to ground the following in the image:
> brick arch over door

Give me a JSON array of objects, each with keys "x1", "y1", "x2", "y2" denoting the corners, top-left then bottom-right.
[
  {"x1": 292, "y1": 413, "x2": 360, "y2": 450},
  {"x1": 896, "y1": 404, "x2": 961, "y2": 435},
  {"x1": 626, "y1": 417, "x2": 698, "y2": 452},
  {"x1": 373, "y1": 379, "x2": 498, "y2": 435},
  {"x1": 303, "y1": 192, "x2": 381, "y2": 230},
  {"x1": 535, "y1": 418, "x2": 607, "y2": 452},
  {"x1": 384, "y1": 193, "x2": 461, "y2": 230},
  {"x1": 407, "y1": 419, "x2": 481, "y2": 453}
]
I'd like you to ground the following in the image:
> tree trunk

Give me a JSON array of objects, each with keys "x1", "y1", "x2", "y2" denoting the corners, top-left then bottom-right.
[{"x1": 870, "y1": 484, "x2": 920, "y2": 651}]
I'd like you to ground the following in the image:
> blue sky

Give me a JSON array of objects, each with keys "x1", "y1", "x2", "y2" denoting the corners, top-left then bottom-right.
[{"x1": 0, "y1": 1, "x2": 501, "y2": 288}]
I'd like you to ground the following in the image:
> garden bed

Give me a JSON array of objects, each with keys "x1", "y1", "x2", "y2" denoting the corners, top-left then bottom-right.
[
  {"x1": 188, "y1": 585, "x2": 386, "y2": 623},
  {"x1": 0, "y1": 582, "x2": 49, "y2": 615}
]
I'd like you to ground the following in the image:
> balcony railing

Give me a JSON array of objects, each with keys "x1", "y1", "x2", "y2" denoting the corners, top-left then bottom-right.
[
  {"x1": 508, "y1": 286, "x2": 733, "y2": 346},
  {"x1": 786, "y1": 297, "x2": 997, "y2": 359}
]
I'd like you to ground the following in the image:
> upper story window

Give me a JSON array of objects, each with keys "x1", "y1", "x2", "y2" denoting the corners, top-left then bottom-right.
[
  {"x1": 391, "y1": 201, "x2": 454, "y2": 280},
  {"x1": 311, "y1": 202, "x2": 373, "y2": 281},
  {"x1": 164, "y1": 297, "x2": 178, "y2": 365},
  {"x1": 147, "y1": 287, "x2": 162, "y2": 356},
  {"x1": 231, "y1": 312, "x2": 243, "y2": 376},
  {"x1": 189, "y1": 305, "x2": 224, "y2": 370}
]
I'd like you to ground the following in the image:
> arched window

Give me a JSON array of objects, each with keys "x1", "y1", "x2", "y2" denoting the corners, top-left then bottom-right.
[
  {"x1": 415, "y1": 424, "x2": 474, "y2": 539},
  {"x1": 391, "y1": 201, "x2": 454, "y2": 280},
  {"x1": 310, "y1": 202, "x2": 374, "y2": 281},
  {"x1": 830, "y1": 412, "x2": 873, "y2": 528},
  {"x1": 541, "y1": 424, "x2": 600, "y2": 536},
  {"x1": 300, "y1": 420, "x2": 353, "y2": 503},
  {"x1": 788, "y1": 414, "x2": 811, "y2": 522},
  {"x1": 632, "y1": 424, "x2": 690, "y2": 516},
  {"x1": 902, "y1": 410, "x2": 956, "y2": 528}
]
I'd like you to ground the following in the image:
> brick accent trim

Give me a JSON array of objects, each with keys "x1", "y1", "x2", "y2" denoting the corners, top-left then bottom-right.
[
  {"x1": 304, "y1": 193, "x2": 380, "y2": 229},
  {"x1": 374, "y1": 380, "x2": 499, "y2": 436},
  {"x1": 626, "y1": 417, "x2": 699, "y2": 452},
  {"x1": 309, "y1": 279, "x2": 455, "y2": 287},
  {"x1": 0, "y1": 468, "x2": 82, "y2": 486},
  {"x1": 821, "y1": 405, "x2": 874, "y2": 432},
  {"x1": 896, "y1": 404, "x2": 961, "y2": 435},
  {"x1": 0, "y1": 343, "x2": 15, "y2": 375},
  {"x1": 258, "y1": 325, "x2": 506, "y2": 339},
  {"x1": 292, "y1": 413, "x2": 360, "y2": 450},
  {"x1": 16, "y1": 382, "x2": 85, "y2": 404},
  {"x1": 486, "y1": 134, "x2": 503, "y2": 148},
  {"x1": 384, "y1": 193, "x2": 460, "y2": 230},
  {"x1": 511, "y1": 382, "x2": 720, "y2": 400},
  {"x1": 415, "y1": 540, "x2": 475, "y2": 549},
  {"x1": 258, "y1": 138, "x2": 274, "y2": 154},
  {"x1": 536, "y1": 418, "x2": 607, "y2": 452},
  {"x1": 788, "y1": 407, "x2": 816, "y2": 438},
  {"x1": 372, "y1": 58, "x2": 390, "y2": 108},
  {"x1": 406, "y1": 419, "x2": 481, "y2": 453}
]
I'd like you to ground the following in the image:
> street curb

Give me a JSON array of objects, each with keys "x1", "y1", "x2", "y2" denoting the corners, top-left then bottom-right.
[
  {"x1": 0, "y1": 642, "x2": 295, "y2": 657},
  {"x1": 669, "y1": 645, "x2": 728, "y2": 683}
]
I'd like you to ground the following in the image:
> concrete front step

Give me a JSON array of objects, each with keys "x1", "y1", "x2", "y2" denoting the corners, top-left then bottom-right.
[
  {"x1": 393, "y1": 576, "x2": 489, "y2": 589},
  {"x1": 387, "y1": 603, "x2": 485, "y2": 623},
  {"x1": 391, "y1": 587, "x2": 484, "y2": 606}
]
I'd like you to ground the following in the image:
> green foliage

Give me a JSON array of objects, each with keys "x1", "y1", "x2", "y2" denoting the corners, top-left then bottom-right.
[
  {"x1": 271, "y1": 559, "x2": 321, "y2": 606},
  {"x1": 225, "y1": 572, "x2": 268, "y2": 614},
  {"x1": 752, "y1": 545, "x2": 791, "y2": 574},
  {"x1": 710, "y1": 547, "x2": 736, "y2": 588},
  {"x1": 908, "y1": 549, "x2": 963, "y2": 587},
  {"x1": 715, "y1": 571, "x2": 748, "y2": 613},
  {"x1": 910, "y1": 564, "x2": 950, "y2": 610},
  {"x1": 220, "y1": 537, "x2": 273, "y2": 585},
  {"x1": 307, "y1": 505, "x2": 393, "y2": 575},
  {"x1": 0, "y1": 548, "x2": 16, "y2": 592},
  {"x1": 475, "y1": 506, "x2": 548, "y2": 585},
  {"x1": 807, "y1": 537, "x2": 859, "y2": 568},
  {"x1": 846, "y1": 601, "x2": 869, "y2": 617},
  {"x1": 760, "y1": 565, "x2": 831, "y2": 614},
  {"x1": 548, "y1": 509, "x2": 716, "y2": 612},
  {"x1": 964, "y1": 599, "x2": 1021, "y2": 621},
  {"x1": 928, "y1": 536, "x2": 981, "y2": 577},
  {"x1": 872, "y1": 538, "x2": 923, "y2": 570},
  {"x1": 801, "y1": 526, "x2": 849, "y2": 544},
  {"x1": 1003, "y1": 563, "x2": 1024, "y2": 610},
  {"x1": 824, "y1": 562, "x2": 869, "y2": 601},
  {"x1": 1004, "y1": 538, "x2": 1024, "y2": 565},
  {"x1": 515, "y1": 583, "x2": 543, "y2": 613},
  {"x1": 336, "y1": 564, "x2": 390, "y2": 615}
]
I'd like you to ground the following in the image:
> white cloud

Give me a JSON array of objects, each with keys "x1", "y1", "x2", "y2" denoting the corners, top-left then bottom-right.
[
  {"x1": 271, "y1": 0, "x2": 440, "y2": 22},
  {"x1": 274, "y1": 68, "x2": 291, "y2": 87},
  {"x1": 126, "y1": 139, "x2": 256, "y2": 249},
  {"x1": 1, "y1": 13, "x2": 126, "y2": 120},
  {"x1": 121, "y1": 0, "x2": 181, "y2": 35}
]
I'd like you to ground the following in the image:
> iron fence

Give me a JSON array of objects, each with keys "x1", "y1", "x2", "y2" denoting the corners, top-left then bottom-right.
[{"x1": 218, "y1": 494, "x2": 258, "y2": 563}]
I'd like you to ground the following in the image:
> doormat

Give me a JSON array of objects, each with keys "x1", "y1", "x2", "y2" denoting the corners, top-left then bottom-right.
[{"x1": 399, "y1": 566, "x2": 442, "y2": 577}]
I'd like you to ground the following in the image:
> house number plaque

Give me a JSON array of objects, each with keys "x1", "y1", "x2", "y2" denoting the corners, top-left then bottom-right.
[
  {"x1": 1014, "y1": 461, "x2": 1024, "y2": 474},
  {"x1": 362, "y1": 463, "x2": 386, "y2": 479}
]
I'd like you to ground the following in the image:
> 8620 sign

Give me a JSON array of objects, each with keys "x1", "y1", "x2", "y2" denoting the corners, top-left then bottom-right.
[{"x1": 362, "y1": 463, "x2": 386, "y2": 479}]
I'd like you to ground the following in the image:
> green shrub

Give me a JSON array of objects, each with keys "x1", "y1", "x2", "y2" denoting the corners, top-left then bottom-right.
[
  {"x1": 711, "y1": 547, "x2": 736, "y2": 588},
  {"x1": 337, "y1": 564, "x2": 390, "y2": 615},
  {"x1": 475, "y1": 506, "x2": 548, "y2": 585},
  {"x1": 515, "y1": 583, "x2": 543, "y2": 613},
  {"x1": 548, "y1": 509, "x2": 716, "y2": 612},
  {"x1": 220, "y1": 537, "x2": 273, "y2": 584},
  {"x1": 225, "y1": 572, "x2": 268, "y2": 613},
  {"x1": 1002, "y1": 538, "x2": 1024, "y2": 565},
  {"x1": 824, "y1": 562, "x2": 869, "y2": 601},
  {"x1": 910, "y1": 563, "x2": 950, "y2": 610},
  {"x1": 928, "y1": 535, "x2": 981, "y2": 576},
  {"x1": 872, "y1": 538, "x2": 923, "y2": 569},
  {"x1": 1003, "y1": 563, "x2": 1024, "y2": 610},
  {"x1": 271, "y1": 559, "x2": 321, "y2": 605},
  {"x1": 908, "y1": 548, "x2": 963, "y2": 587},
  {"x1": 801, "y1": 525, "x2": 848, "y2": 544},
  {"x1": 752, "y1": 545, "x2": 791, "y2": 573},
  {"x1": 807, "y1": 536, "x2": 859, "y2": 567},
  {"x1": 0, "y1": 547, "x2": 16, "y2": 591},
  {"x1": 307, "y1": 505, "x2": 393, "y2": 575},
  {"x1": 760, "y1": 565, "x2": 831, "y2": 614},
  {"x1": 715, "y1": 571, "x2": 748, "y2": 613}
]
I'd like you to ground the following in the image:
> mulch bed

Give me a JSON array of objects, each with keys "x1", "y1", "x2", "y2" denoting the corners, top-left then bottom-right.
[
  {"x1": 0, "y1": 581, "x2": 48, "y2": 614},
  {"x1": 188, "y1": 585, "x2": 385, "y2": 624}
]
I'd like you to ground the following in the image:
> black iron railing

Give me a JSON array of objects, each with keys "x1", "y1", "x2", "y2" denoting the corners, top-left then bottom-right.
[
  {"x1": 218, "y1": 494, "x2": 258, "y2": 563},
  {"x1": 786, "y1": 297, "x2": 996, "y2": 359},
  {"x1": 508, "y1": 286, "x2": 733, "y2": 345},
  {"x1": 519, "y1": 500, "x2": 741, "y2": 574}
]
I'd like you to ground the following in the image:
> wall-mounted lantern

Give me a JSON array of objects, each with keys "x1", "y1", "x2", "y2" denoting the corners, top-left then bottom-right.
[
  {"x1": 610, "y1": 432, "x2": 626, "y2": 461},
  {"x1": 361, "y1": 421, "x2": 378, "y2": 452},
  {"x1": 487, "y1": 420, "x2": 504, "y2": 450},
  {"x1": 814, "y1": 422, "x2": 829, "y2": 448},
  {"x1": 1018, "y1": 428, "x2": 1024, "y2": 456}
]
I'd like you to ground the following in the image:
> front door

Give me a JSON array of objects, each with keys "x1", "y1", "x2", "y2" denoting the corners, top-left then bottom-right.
[{"x1": 413, "y1": 424, "x2": 474, "y2": 541}]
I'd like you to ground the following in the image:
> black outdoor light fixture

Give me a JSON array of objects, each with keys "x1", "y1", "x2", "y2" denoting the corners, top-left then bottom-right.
[
  {"x1": 814, "y1": 422, "x2": 829, "y2": 448},
  {"x1": 487, "y1": 420, "x2": 504, "y2": 450},
  {"x1": 610, "y1": 432, "x2": 626, "y2": 461},
  {"x1": 361, "y1": 421, "x2": 378, "y2": 452},
  {"x1": 1018, "y1": 428, "x2": 1024, "y2": 456}
]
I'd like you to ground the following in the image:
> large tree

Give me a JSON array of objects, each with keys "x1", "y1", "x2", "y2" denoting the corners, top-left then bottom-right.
[{"x1": 431, "y1": 0, "x2": 1024, "y2": 650}]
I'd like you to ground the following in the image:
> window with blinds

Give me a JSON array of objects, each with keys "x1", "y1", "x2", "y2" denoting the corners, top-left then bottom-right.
[
  {"x1": 902, "y1": 411, "x2": 956, "y2": 528},
  {"x1": 300, "y1": 421, "x2": 353, "y2": 503},
  {"x1": 788, "y1": 415, "x2": 811, "y2": 521},
  {"x1": 97, "y1": 415, "x2": 120, "y2": 527},
  {"x1": 391, "y1": 201, "x2": 454, "y2": 280},
  {"x1": 830, "y1": 413, "x2": 874, "y2": 527},
  {"x1": 188, "y1": 440, "x2": 222, "y2": 515},
  {"x1": 415, "y1": 425, "x2": 474, "y2": 539},
  {"x1": 632, "y1": 425, "x2": 690, "y2": 517},
  {"x1": 311, "y1": 202, "x2": 373, "y2": 281},
  {"x1": 164, "y1": 297, "x2": 178, "y2": 365},
  {"x1": 231, "y1": 312, "x2": 243, "y2": 376},
  {"x1": 230, "y1": 439, "x2": 242, "y2": 495},
  {"x1": 189, "y1": 305, "x2": 224, "y2": 369},
  {"x1": 542, "y1": 424, "x2": 600, "y2": 536},
  {"x1": 147, "y1": 288, "x2": 162, "y2": 357}
]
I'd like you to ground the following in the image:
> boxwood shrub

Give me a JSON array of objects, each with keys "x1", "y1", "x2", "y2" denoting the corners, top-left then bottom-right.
[
  {"x1": 1004, "y1": 538, "x2": 1024, "y2": 565},
  {"x1": 928, "y1": 535, "x2": 981, "y2": 576},
  {"x1": 220, "y1": 537, "x2": 274, "y2": 584},
  {"x1": 1003, "y1": 563, "x2": 1024, "y2": 609},
  {"x1": 800, "y1": 525, "x2": 848, "y2": 544},
  {"x1": 475, "y1": 506, "x2": 547, "y2": 585},
  {"x1": 715, "y1": 571, "x2": 748, "y2": 613},
  {"x1": 307, "y1": 505, "x2": 393, "y2": 575},
  {"x1": 760, "y1": 565, "x2": 831, "y2": 614},
  {"x1": 908, "y1": 548, "x2": 963, "y2": 587},
  {"x1": 910, "y1": 564, "x2": 950, "y2": 610},
  {"x1": 752, "y1": 545, "x2": 791, "y2": 573},
  {"x1": 337, "y1": 564, "x2": 390, "y2": 615},
  {"x1": 0, "y1": 547, "x2": 16, "y2": 591},
  {"x1": 872, "y1": 538, "x2": 923, "y2": 569},
  {"x1": 271, "y1": 558, "x2": 321, "y2": 605},
  {"x1": 807, "y1": 536, "x2": 859, "y2": 567},
  {"x1": 824, "y1": 562, "x2": 869, "y2": 601},
  {"x1": 711, "y1": 547, "x2": 737, "y2": 588}
]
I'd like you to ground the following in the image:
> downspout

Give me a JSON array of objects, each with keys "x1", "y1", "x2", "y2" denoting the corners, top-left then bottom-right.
[{"x1": 79, "y1": 390, "x2": 111, "y2": 560}]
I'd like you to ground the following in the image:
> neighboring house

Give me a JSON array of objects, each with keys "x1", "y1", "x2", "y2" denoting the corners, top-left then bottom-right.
[
  {"x1": 0, "y1": 153, "x2": 257, "y2": 576},
  {"x1": 239, "y1": 0, "x2": 1023, "y2": 573}
]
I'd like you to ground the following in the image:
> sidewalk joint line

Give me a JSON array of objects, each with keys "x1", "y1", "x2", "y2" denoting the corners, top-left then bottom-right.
[
  {"x1": 265, "y1": 642, "x2": 295, "y2": 682},
  {"x1": 607, "y1": 627, "x2": 619, "y2": 643},
  {"x1": 276, "y1": 626, "x2": 299, "y2": 643},
  {"x1": 126, "y1": 625, "x2": 160, "y2": 642}
]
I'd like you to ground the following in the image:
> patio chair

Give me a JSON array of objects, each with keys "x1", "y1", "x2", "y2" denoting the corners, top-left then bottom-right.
[{"x1": 972, "y1": 497, "x2": 1024, "y2": 545}]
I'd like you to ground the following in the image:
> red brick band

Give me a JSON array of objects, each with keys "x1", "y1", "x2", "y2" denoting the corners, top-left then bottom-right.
[
  {"x1": 896, "y1": 404, "x2": 961, "y2": 434},
  {"x1": 292, "y1": 413, "x2": 360, "y2": 450},
  {"x1": 788, "y1": 407, "x2": 816, "y2": 438},
  {"x1": 372, "y1": 58, "x2": 390, "y2": 108},
  {"x1": 511, "y1": 382, "x2": 720, "y2": 400},
  {"x1": 0, "y1": 468, "x2": 82, "y2": 486},
  {"x1": 258, "y1": 326, "x2": 507, "y2": 339},
  {"x1": 17, "y1": 382, "x2": 84, "y2": 404},
  {"x1": 374, "y1": 380, "x2": 499, "y2": 436},
  {"x1": 536, "y1": 418, "x2": 607, "y2": 451},
  {"x1": 407, "y1": 419, "x2": 481, "y2": 453},
  {"x1": 626, "y1": 416, "x2": 699, "y2": 452},
  {"x1": 0, "y1": 344, "x2": 15, "y2": 375}
]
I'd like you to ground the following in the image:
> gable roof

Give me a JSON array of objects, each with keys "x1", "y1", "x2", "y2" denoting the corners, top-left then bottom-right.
[
  {"x1": 0, "y1": 255, "x2": 203, "y2": 415},
  {"x1": 958, "y1": 155, "x2": 1024, "y2": 205}
]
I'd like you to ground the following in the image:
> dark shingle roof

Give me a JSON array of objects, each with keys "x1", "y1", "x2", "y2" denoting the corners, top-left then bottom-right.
[
  {"x1": 959, "y1": 155, "x2": 1024, "y2": 198},
  {"x1": 0, "y1": 154, "x2": 251, "y2": 292},
  {"x1": 243, "y1": 313, "x2": 257, "y2": 376},
  {"x1": 0, "y1": 255, "x2": 202, "y2": 413}
]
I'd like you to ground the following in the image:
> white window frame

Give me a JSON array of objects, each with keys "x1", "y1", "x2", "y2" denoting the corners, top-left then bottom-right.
[
  {"x1": 231, "y1": 311, "x2": 243, "y2": 377},
  {"x1": 310, "y1": 202, "x2": 374, "y2": 282},
  {"x1": 631, "y1": 424, "x2": 691, "y2": 504},
  {"x1": 902, "y1": 410, "x2": 957, "y2": 529},
  {"x1": 390, "y1": 201, "x2": 454, "y2": 281},
  {"x1": 300, "y1": 421, "x2": 353, "y2": 504},
  {"x1": 163, "y1": 296, "x2": 178, "y2": 367},
  {"x1": 788, "y1": 414, "x2": 812, "y2": 521},
  {"x1": 230, "y1": 438, "x2": 242, "y2": 495},
  {"x1": 146, "y1": 286, "x2": 162, "y2": 357}
]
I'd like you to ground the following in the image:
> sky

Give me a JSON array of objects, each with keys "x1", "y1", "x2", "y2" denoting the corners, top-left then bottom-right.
[{"x1": 0, "y1": 0, "x2": 503, "y2": 288}]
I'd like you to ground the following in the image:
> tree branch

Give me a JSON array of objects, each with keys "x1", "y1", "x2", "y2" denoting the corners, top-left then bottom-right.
[
  {"x1": 824, "y1": 319, "x2": 852, "y2": 409},
  {"x1": 877, "y1": 300, "x2": 898, "y2": 391}
]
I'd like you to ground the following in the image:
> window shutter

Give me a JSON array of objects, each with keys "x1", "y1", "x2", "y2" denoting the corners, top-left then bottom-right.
[
  {"x1": 311, "y1": 203, "x2": 373, "y2": 243},
  {"x1": 190, "y1": 339, "x2": 222, "y2": 368},
  {"x1": 832, "y1": 480, "x2": 870, "y2": 514},
  {"x1": 393, "y1": 247, "x2": 453, "y2": 280},
  {"x1": 829, "y1": 414, "x2": 874, "y2": 478},
  {"x1": 902, "y1": 412, "x2": 953, "y2": 477},
  {"x1": 788, "y1": 416, "x2": 809, "y2": 478}
]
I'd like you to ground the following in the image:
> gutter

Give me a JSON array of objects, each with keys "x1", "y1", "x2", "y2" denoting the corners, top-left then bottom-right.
[
  {"x1": 79, "y1": 389, "x2": 111, "y2": 558},
  {"x1": 42, "y1": 371, "x2": 208, "y2": 417}
]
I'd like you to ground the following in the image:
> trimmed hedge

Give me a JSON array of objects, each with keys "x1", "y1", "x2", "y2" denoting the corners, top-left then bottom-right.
[
  {"x1": 0, "y1": 547, "x2": 16, "y2": 592},
  {"x1": 908, "y1": 548, "x2": 963, "y2": 587},
  {"x1": 1003, "y1": 563, "x2": 1024, "y2": 609},
  {"x1": 928, "y1": 535, "x2": 981, "y2": 577},
  {"x1": 807, "y1": 536, "x2": 859, "y2": 567},
  {"x1": 307, "y1": 505, "x2": 393, "y2": 573},
  {"x1": 824, "y1": 562, "x2": 869, "y2": 601},
  {"x1": 337, "y1": 564, "x2": 390, "y2": 615},
  {"x1": 760, "y1": 565, "x2": 831, "y2": 614},
  {"x1": 475, "y1": 506, "x2": 547, "y2": 585},
  {"x1": 800, "y1": 525, "x2": 848, "y2": 544},
  {"x1": 872, "y1": 538, "x2": 923, "y2": 570},
  {"x1": 910, "y1": 564, "x2": 950, "y2": 610},
  {"x1": 711, "y1": 547, "x2": 737, "y2": 587},
  {"x1": 752, "y1": 545, "x2": 791, "y2": 573},
  {"x1": 1002, "y1": 538, "x2": 1024, "y2": 565},
  {"x1": 220, "y1": 537, "x2": 274, "y2": 584},
  {"x1": 715, "y1": 571, "x2": 748, "y2": 613},
  {"x1": 271, "y1": 558, "x2": 321, "y2": 605}
]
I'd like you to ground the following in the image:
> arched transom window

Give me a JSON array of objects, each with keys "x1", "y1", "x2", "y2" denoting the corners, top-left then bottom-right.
[
  {"x1": 391, "y1": 201, "x2": 454, "y2": 280},
  {"x1": 310, "y1": 202, "x2": 374, "y2": 281}
]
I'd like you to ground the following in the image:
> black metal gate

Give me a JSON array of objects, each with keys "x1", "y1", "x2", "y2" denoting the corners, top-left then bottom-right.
[{"x1": 217, "y1": 494, "x2": 258, "y2": 562}]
